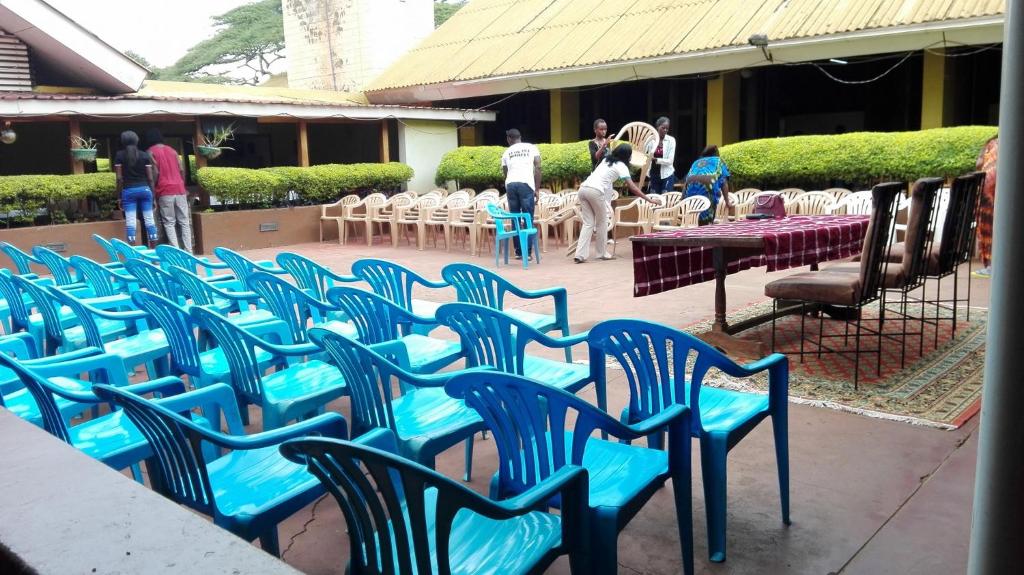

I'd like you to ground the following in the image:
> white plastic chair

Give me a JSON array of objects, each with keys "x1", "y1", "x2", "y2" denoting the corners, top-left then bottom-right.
[{"x1": 319, "y1": 194, "x2": 361, "y2": 244}]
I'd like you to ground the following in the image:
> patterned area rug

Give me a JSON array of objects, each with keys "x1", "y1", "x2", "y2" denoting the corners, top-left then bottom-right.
[{"x1": 596, "y1": 301, "x2": 986, "y2": 429}]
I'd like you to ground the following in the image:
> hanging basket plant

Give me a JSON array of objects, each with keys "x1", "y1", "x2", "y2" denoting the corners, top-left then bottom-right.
[
  {"x1": 70, "y1": 135, "x2": 99, "y2": 162},
  {"x1": 195, "y1": 123, "x2": 235, "y2": 160}
]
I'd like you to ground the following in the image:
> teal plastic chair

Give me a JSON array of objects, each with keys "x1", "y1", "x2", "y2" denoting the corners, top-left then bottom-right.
[
  {"x1": 122, "y1": 259, "x2": 184, "y2": 303},
  {"x1": 326, "y1": 286, "x2": 463, "y2": 374},
  {"x1": 109, "y1": 237, "x2": 159, "y2": 263},
  {"x1": 31, "y1": 246, "x2": 91, "y2": 293},
  {"x1": 189, "y1": 305, "x2": 347, "y2": 430},
  {"x1": 155, "y1": 244, "x2": 235, "y2": 284},
  {"x1": 70, "y1": 255, "x2": 136, "y2": 297},
  {"x1": 587, "y1": 319, "x2": 791, "y2": 562},
  {"x1": 441, "y1": 262, "x2": 573, "y2": 361},
  {"x1": 350, "y1": 258, "x2": 448, "y2": 330},
  {"x1": 94, "y1": 382, "x2": 347, "y2": 557},
  {"x1": 212, "y1": 247, "x2": 287, "y2": 291},
  {"x1": 486, "y1": 203, "x2": 539, "y2": 269},
  {"x1": 95, "y1": 234, "x2": 156, "y2": 261},
  {"x1": 47, "y1": 285, "x2": 170, "y2": 380},
  {"x1": 275, "y1": 251, "x2": 360, "y2": 301},
  {"x1": 0, "y1": 335, "x2": 101, "y2": 427},
  {"x1": 247, "y1": 271, "x2": 357, "y2": 346},
  {"x1": 168, "y1": 265, "x2": 276, "y2": 326},
  {"x1": 14, "y1": 276, "x2": 131, "y2": 356},
  {"x1": 0, "y1": 352, "x2": 186, "y2": 480},
  {"x1": 0, "y1": 241, "x2": 41, "y2": 276},
  {"x1": 445, "y1": 371, "x2": 693, "y2": 575},
  {"x1": 281, "y1": 428, "x2": 590, "y2": 575},
  {"x1": 434, "y1": 302, "x2": 595, "y2": 406},
  {"x1": 309, "y1": 327, "x2": 483, "y2": 481}
]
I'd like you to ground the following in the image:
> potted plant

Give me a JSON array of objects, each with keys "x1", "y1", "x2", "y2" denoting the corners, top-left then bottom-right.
[
  {"x1": 195, "y1": 124, "x2": 235, "y2": 159},
  {"x1": 70, "y1": 135, "x2": 99, "y2": 162}
]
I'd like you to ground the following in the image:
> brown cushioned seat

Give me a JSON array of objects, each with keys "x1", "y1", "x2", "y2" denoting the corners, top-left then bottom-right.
[
  {"x1": 826, "y1": 261, "x2": 906, "y2": 288},
  {"x1": 763, "y1": 271, "x2": 862, "y2": 306},
  {"x1": 883, "y1": 242, "x2": 943, "y2": 274}
]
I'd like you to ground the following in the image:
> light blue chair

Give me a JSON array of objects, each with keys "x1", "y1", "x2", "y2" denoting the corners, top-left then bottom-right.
[
  {"x1": 350, "y1": 258, "x2": 449, "y2": 330},
  {"x1": 446, "y1": 370, "x2": 693, "y2": 575},
  {"x1": 32, "y1": 246, "x2": 91, "y2": 294},
  {"x1": 0, "y1": 241, "x2": 41, "y2": 276},
  {"x1": 0, "y1": 335, "x2": 101, "y2": 427},
  {"x1": 434, "y1": 302, "x2": 595, "y2": 405},
  {"x1": 309, "y1": 327, "x2": 483, "y2": 480},
  {"x1": 486, "y1": 203, "x2": 539, "y2": 269},
  {"x1": 326, "y1": 286, "x2": 462, "y2": 374},
  {"x1": 441, "y1": 262, "x2": 573, "y2": 360},
  {"x1": 275, "y1": 251, "x2": 360, "y2": 301},
  {"x1": 70, "y1": 255, "x2": 136, "y2": 297},
  {"x1": 189, "y1": 305, "x2": 347, "y2": 430},
  {"x1": 587, "y1": 319, "x2": 791, "y2": 562},
  {"x1": 212, "y1": 247, "x2": 287, "y2": 291},
  {"x1": 0, "y1": 352, "x2": 186, "y2": 481},
  {"x1": 94, "y1": 382, "x2": 347, "y2": 557},
  {"x1": 247, "y1": 271, "x2": 357, "y2": 347},
  {"x1": 281, "y1": 429, "x2": 591, "y2": 575},
  {"x1": 155, "y1": 244, "x2": 235, "y2": 283},
  {"x1": 168, "y1": 265, "x2": 275, "y2": 326}
]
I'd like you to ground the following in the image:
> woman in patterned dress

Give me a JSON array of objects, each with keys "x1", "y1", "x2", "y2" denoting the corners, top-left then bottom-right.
[
  {"x1": 682, "y1": 145, "x2": 733, "y2": 225},
  {"x1": 972, "y1": 137, "x2": 997, "y2": 278}
]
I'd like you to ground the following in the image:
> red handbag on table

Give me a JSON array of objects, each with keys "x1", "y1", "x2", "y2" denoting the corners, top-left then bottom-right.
[{"x1": 751, "y1": 193, "x2": 787, "y2": 219}]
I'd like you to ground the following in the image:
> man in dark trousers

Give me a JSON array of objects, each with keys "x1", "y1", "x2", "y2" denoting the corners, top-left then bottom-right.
[{"x1": 500, "y1": 128, "x2": 541, "y2": 259}]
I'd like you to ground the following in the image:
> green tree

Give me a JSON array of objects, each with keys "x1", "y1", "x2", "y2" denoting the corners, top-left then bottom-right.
[
  {"x1": 434, "y1": 0, "x2": 466, "y2": 27},
  {"x1": 163, "y1": 0, "x2": 285, "y2": 85}
]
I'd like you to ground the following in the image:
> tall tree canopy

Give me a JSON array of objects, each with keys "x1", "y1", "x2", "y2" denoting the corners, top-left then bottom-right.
[
  {"x1": 434, "y1": 0, "x2": 466, "y2": 27},
  {"x1": 156, "y1": 0, "x2": 285, "y2": 85}
]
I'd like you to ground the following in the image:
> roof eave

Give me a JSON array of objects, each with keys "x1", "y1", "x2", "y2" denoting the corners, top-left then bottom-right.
[{"x1": 365, "y1": 15, "x2": 1004, "y2": 104}]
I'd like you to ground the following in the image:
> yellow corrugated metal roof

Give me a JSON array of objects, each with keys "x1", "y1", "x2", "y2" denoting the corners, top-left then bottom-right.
[
  {"x1": 137, "y1": 81, "x2": 370, "y2": 106},
  {"x1": 366, "y1": 0, "x2": 1004, "y2": 92}
]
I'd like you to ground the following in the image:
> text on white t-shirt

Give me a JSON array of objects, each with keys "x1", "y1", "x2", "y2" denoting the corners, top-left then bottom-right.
[{"x1": 501, "y1": 143, "x2": 541, "y2": 190}]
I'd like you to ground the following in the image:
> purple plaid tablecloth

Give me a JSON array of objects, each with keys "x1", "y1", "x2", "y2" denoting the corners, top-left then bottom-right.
[{"x1": 632, "y1": 215, "x2": 871, "y2": 297}]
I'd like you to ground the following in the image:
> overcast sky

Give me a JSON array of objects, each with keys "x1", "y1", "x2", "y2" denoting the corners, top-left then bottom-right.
[{"x1": 48, "y1": 0, "x2": 252, "y2": 67}]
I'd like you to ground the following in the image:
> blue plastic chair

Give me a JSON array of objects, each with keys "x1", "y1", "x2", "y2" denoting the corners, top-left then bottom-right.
[
  {"x1": 350, "y1": 258, "x2": 449, "y2": 330},
  {"x1": 155, "y1": 244, "x2": 235, "y2": 283},
  {"x1": 109, "y1": 237, "x2": 159, "y2": 263},
  {"x1": 247, "y1": 271, "x2": 357, "y2": 347},
  {"x1": 167, "y1": 265, "x2": 276, "y2": 326},
  {"x1": 445, "y1": 371, "x2": 693, "y2": 575},
  {"x1": 122, "y1": 259, "x2": 184, "y2": 302},
  {"x1": 587, "y1": 319, "x2": 791, "y2": 562},
  {"x1": 70, "y1": 255, "x2": 136, "y2": 297},
  {"x1": 441, "y1": 262, "x2": 573, "y2": 361},
  {"x1": 326, "y1": 286, "x2": 463, "y2": 373},
  {"x1": 94, "y1": 382, "x2": 347, "y2": 557},
  {"x1": 281, "y1": 428, "x2": 590, "y2": 575},
  {"x1": 14, "y1": 276, "x2": 131, "y2": 356},
  {"x1": 309, "y1": 327, "x2": 483, "y2": 480},
  {"x1": 434, "y1": 302, "x2": 595, "y2": 405},
  {"x1": 189, "y1": 305, "x2": 347, "y2": 430},
  {"x1": 486, "y1": 203, "x2": 540, "y2": 269},
  {"x1": 0, "y1": 352, "x2": 186, "y2": 480},
  {"x1": 0, "y1": 270, "x2": 36, "y2": 339},
  {"x1": 212, "y1": 247, "x2": 287, "y2": 291},
  {"x1": 0, "y1": 335, "x2": 101, "y2": 427},
  {"x1": 95, "y1": 234, "x2": 156, "y2": 261},
  {"x1": 0, "y1": 241, "x2": 41, "y2": 276},
  {"x1": 31, "y1": 246, "x2": 91, "y2": 293},
  {"x1": 275, "y1": 251, "x2": 360, "y2": 302}
]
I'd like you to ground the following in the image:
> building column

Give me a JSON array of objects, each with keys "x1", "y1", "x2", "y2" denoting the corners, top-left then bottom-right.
[
  {"x1": 193, "y1": 119, "x2": 210, "y2": 206},
  {"x1": 379, "y1": 120, "x2": 390, "y2": 163},
  {"x1": 68, "y1": 119, "x2": 84, "y2": 175},
  {"x1": 706, "y1": 72, "x2": 740, "y2": 146},
  {"x1": 458, "y1": 124, "x2": 484, "y2": 147},
  {"x1": 968, "y1": 0, "x2": 1024, "y2": 571},
  {"x1": 297, "y1": 121, "x2": 310, "y2": 167},
  {"x1": 549, "y1": 89, "x2": 579, "y2": 143},
  {"x1": 921, "y1": 49, "x2": 954, "y2": 129}
]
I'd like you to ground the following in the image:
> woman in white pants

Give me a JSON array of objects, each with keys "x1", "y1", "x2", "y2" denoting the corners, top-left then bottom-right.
[{"x1": 574, "y1": 144, "x2": 661, "y2": 263}]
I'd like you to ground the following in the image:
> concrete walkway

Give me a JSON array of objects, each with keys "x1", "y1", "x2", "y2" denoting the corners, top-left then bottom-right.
[{"x1": 236, "y1": 238, "x2": 986, "y2": 575}]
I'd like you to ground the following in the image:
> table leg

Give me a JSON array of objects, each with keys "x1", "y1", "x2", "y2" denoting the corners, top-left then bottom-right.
[{"x1": 699, "y1": 247, "x2": 768, "y2": 359}]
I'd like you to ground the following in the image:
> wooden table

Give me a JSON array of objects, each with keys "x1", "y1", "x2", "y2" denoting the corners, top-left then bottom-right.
[{"x1": 631, "y1": 215, "x2": 871, "y2": 357}]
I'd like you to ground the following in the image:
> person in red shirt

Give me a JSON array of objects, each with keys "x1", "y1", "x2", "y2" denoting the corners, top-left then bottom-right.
[{"x1": 144, "y1": 128, "x2": 193, "y2": 253}]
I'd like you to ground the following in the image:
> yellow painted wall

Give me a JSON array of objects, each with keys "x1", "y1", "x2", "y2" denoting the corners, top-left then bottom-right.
[
  {"x1": 549, "y1": 89, "x2": 580, "y2": 143},
  {"x1": 921, "y1": 49, "x2": 954, "y2": 129},
  {"x1": 706, "y1": 72, "x2": 740, "y2": 146}
]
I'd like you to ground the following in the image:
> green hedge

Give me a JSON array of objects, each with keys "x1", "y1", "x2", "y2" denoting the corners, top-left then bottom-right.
[
  {"x1": 435, "y1": 141, "x2": 594, "y2": 189},
  {"x1": 0, "y1": 172, "x2": 117, "y2": 225},
  {"x1": 720, "y1": 126, "x2": 998, "y2": 189},
  {"x1": 197, "y1": 162, "x2": 414, "y2": 208}
]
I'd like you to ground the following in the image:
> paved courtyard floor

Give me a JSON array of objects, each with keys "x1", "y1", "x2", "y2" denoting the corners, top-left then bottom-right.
[{"x1": 236, "y1": 238, "x2": 989, "y2": 575}]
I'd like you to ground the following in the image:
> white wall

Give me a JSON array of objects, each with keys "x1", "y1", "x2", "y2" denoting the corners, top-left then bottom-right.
[{"x1": 397, "y1": 120, "x2": 458, "y2": 193}]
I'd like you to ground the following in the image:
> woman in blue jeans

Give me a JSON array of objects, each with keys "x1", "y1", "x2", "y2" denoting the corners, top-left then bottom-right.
[{"x1": 114, "y1": 130, "x2": 159, "y2": 246}]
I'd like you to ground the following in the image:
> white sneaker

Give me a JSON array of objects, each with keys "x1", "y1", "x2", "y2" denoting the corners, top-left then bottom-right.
[{"x1": 606, "y1": 238, "x2": 615, "y2": 245}]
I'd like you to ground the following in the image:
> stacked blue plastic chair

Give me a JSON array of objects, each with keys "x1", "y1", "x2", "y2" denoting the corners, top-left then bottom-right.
[
  {"x1": 309, "y1": 327, "x2": 483, "y2": 480},
  {"x1": 189, "y1": 305, "x2": 347, "y2": 430},
  {"x1": 350, "y1": 258, "x2": 448, "y2": 331},
  {"x1": 281, "y1": 429, "x2": 590, "y2": 574},
  {"x1": 0, "y1": 352, "x2": 186, "y2": 481},
  {"x1": 435, "y1": 302, "x2": 594, "y2": 404},
  {"x1": 446, "y1": 370, "x2": 693, "y2": 575},
  {"x1": 486, "y1": 203, "x2": 540, "y2": 269},
  {"x1": 587, "y1": 319, "x2": 791, "y2": 562},
  {"x1": 94, "y1": 382, "x2": 347, "y2": 556},
  {"x1": 326, "y1": 286, "x2": 462, "y2": 373},
  {"x1": 442, "y1": 262, "x2": 573, "y2": 360}
]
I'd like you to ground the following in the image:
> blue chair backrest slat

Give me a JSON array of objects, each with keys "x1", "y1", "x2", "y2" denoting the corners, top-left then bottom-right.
[
  {"x1": 132, "y1": 291, "x2": 202, "y2": 377},
  {"x1": 189, "y1": 306, "x2": 266, "y2": 401},
  {"x1": 124, "y1": 259, "x2": 181, "y2": 301},
  {"x1": 276, "y1": 252, "x2": 347, "y2": 301},
  {"x1": 32, "y1": 246, "x2": 77, "y2": 286},
  {"x1": 351, "y1": 259, "x2": 444, "y2": 313},
  {"x1": 0, "y1": 242, "x2": 39, "y2": 275},
  {"x1": 14, "y1": 276, "x2": 67, "y2": 350},
  {"x1": 248, "y1": 271, "x2": 320, "y2": 345},
  {"x1": 0, "y1": 270, "x2": 32, "y2": 330},
  {"x1": 325, "y1": 287, "x2": 410, "y2": 344},
  {"x1": 0, "y1": 354, "x2": 74, "y2": 442},
  {"x1": 435, "y1": 303, "x2": 528, "y2": 375},
  {"x1": 70, "y1": 256, "x2": 122, "y2": 297},
  {"x1": 441, "y1": 264, "x2": 507, "y2": 309},
  {"x1": 309, "y1": 329, "x2": 398, "y2": 436}
]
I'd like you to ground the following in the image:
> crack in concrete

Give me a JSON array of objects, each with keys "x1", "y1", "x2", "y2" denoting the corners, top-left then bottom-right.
[
  {"x1": 617, "y1": 561, "x2": 646, "y2": 575},
  {"x1": 281, "y1": 494, "x2": 327, "y2": 559},
  {"x1": 836, "y1": 427, "x2": 976, "y2": 573}
]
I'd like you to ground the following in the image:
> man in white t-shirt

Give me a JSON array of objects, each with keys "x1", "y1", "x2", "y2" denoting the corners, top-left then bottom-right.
[{"x1": 500, "y1": 128, "x2": 541, "y2": 259}]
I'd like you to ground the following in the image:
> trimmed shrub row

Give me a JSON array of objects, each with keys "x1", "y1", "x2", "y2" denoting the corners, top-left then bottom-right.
[
  {"x1": 197, "y1": 162, "x2": 414, "y2": 208},
  {"x1": 0, "y1": 172, "x2": 118, "y2": 226},
  {"x1": 435, "y1": 126, "x2": 997, "y2": 191},
  {"x1": 720, "y1": 126, "x2": 998, "y2": 189}
]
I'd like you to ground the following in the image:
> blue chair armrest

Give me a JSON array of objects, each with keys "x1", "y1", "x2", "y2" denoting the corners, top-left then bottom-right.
[
  {"x1": 624, "y1": 404, "x2": 690, "y2": 436},
  {"x1": 397, "y1": 366, "x2": 496, "y2": 389},
  {"x1": 532, "y1": 329, "x2": 589, "y2": 349},
  {"x1": 28, "y1": 350, "x2": 132, "y2": 388},
  {"x1": 254, "y1": 338, "x2": 321, "y2": 358},
  {"x1": 0, "y1": 332, "x2": 38, "y2": 359},
  {"x1": 20, "y1": 346, "x2": 102, "y2": 365},
  {"x1": 201, "y1": 412, "x2": 348, "y2": 452},
  {"x1": 156, "y1": 383, "x2": 246, "y2": 434},
  {"x1": 255, "y1": 260, "x2": 287, "y2": 274},
  {"x1": 497, "y1": 465, "x2": 588, "y2": 514},
  {"x1": 81, "y1": 294, "x2": 135, "y2": 309},
  {"x1": 121, "y1": 376, "x2": 187, "y2": 398}
]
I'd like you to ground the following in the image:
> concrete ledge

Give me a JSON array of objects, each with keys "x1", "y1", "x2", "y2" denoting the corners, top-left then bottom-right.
[
  {"x1": 193, "y1": 206, "x2": 323, "y2": 254},
  {"x1": 0, "y1": 410, "x2": 301, "y2": 575}
]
